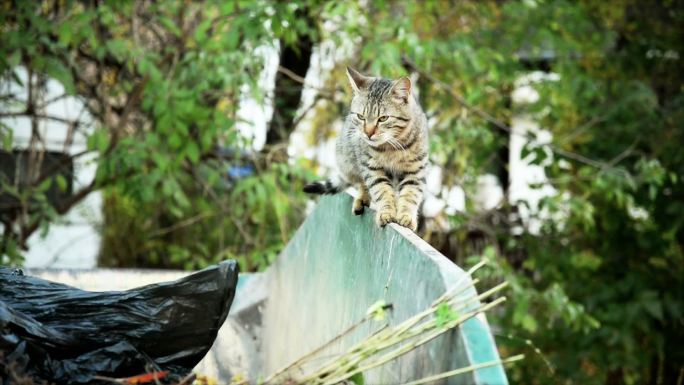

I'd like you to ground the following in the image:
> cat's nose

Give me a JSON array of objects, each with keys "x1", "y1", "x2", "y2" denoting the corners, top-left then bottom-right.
[{"x1": 364, "y1": 125, "x2": 376, "y2": 138}]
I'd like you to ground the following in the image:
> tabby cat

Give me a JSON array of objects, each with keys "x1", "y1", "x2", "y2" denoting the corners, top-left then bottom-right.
[{"x1": 304, "y1": 67, "x2": 428, "y2": 232}]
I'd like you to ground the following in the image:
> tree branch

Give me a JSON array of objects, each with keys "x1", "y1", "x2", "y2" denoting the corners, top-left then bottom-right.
[
  {"x1": 277, "y1": 65, "x2": 339, "y2": 97},
  {"x1": 0, "y1": 111, "x2": 76, "y2": 125},
  {"x1": 401, "y1": 55, "x2": 630, "y2": 172}
]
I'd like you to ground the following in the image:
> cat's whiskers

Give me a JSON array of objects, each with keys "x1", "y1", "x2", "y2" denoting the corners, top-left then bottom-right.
[
  {"x1": 386, "y1": 135, "x2": 406, "y2": 153},
  {"x1": 385, "y1": 137, "x2": 400, "y2": 151},
  {"x1": 385, "y1": 138, "x2": 400, "y2": 151}
]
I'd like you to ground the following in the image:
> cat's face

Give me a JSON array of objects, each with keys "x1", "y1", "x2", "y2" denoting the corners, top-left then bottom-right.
[{"x1": 346, "y1": 67, "x2": 413, "y2": 149}]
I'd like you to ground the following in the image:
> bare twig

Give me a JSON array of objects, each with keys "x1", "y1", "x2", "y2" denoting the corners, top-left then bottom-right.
[
  {"x1": 277, "y1": 66, "x2": 339, "y2": 97},
  {"x1": 606, "y1": 139, "x2": 638, "y2": 168},
  {"x1": 404, "y1": 354, "x2": 525, "y2": 385},
  {"x1": 176, "y1": 373, "x2": 197, "y2": 385},
  {"x1": 556, "y1": 116, "x2": 607, "y2": 144},
  {"x1": 0, "y1": 111, "x2": 76, "y2": 125},
  {"x1": 36, "y1": 92, "x2": 69, "y2": 109},
  {"x1": 292, "y1": 94, "x2": 325, "y2": 129},
  {"x1": 148, "y1": 211, "x2": 215, "y2": 238},
  {"x1": 277, "y1": 65, "x2": 307, "y2": 85}
]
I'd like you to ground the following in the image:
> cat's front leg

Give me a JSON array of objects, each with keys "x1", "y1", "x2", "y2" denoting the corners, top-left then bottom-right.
[
  {"x1": 352, "y1": 183, "x2": 371, "y2": 215},
  {"x1": 363, "y1": 172, "x2": 396, "y2": 227},
  {"x1": 395, "y1": 178, "x2": 424, "y2": 231}
]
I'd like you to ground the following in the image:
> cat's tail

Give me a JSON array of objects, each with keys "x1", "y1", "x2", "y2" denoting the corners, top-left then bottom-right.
[{"x1": 303, "y1": 176, "x2": 349, "y2": 195}]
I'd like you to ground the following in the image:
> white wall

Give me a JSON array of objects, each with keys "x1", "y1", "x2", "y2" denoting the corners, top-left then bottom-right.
[
  {"x1": 509, "y1": 72, "x2": 560, "y2": 234},
  {"x1": 2, "y1": 68, "x2": 101, "y2": 268}
]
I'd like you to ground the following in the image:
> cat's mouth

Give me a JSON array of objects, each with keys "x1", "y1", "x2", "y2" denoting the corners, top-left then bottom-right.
[
  {"x1": 365, "y1": 137, "x2": 394, "y2": 151},
  {"x1": 365, "y1": 136, "x2": 384, "y2": 145}
]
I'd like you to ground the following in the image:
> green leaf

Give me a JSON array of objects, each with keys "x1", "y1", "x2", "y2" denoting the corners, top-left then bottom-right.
[
  {"x1": 87, "y1": 130, "x2": 110, "y2": 153},
  {"x1": 186, "y1": 141, "x2": 200, "y2": 163},
  {"x1": 644, "y1": 301, "x2": 664, "y2": 322},
  {"x1": 225, "y1": 28, "x2": 240, "y2": 50},
  {"x1": 44, "y1": 58, "x2": 76, "y2": 95},
  {"x1": 194, "y1": 20, "x2": 212, "y2": 44},
  {"x1": 435, "y1": 302, "x2": 459, "y2": 327},
  {"x1": 520, "y1": 314, "x2": 538, "y2": 332},
  {"x1": 648, "y1": 257, "x2": 667, "y2": 268},
  {"x1": 220, "y1": 2, "x2": 235, "y2": 14},
  {"x1": 55, "y1": 175, "x2": 68, "y2": 192},
  {"x1": 105, "y1": 39, "x2": 128, "y2": 61},
  {"x1": 168, "y1": 133, "x2": 182, "y2": 149},
  {"x1": 349, "y1": 372, "x2": 365, "y2": 385},
  {"x1": 159, "y1": 16, "x2": 181, "y2": 37},
  {"x1": 39, "y1": 218, "x2": 50, "y2": 238},
  {"x1": 1, "y1": 127, "x2": 13, "y2": 151},
  {"x1": 7, "y1": 50, "x2": 21, "y2": 68}
]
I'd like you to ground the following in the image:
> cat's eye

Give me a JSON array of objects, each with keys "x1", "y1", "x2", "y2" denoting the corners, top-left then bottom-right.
[
  {"x1": 356, "y1": 113, "x2": 365, "y2": 120},
  {"x1": 378, "y1": 116, "x2": 389, "y2": 122}
]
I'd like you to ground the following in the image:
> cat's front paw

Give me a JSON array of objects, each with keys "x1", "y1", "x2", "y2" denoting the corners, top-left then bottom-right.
[
  {"x1": 352, "y1": 197, "x2": 369, "y2": 215},
  {"x1": 375, "y1": 209, "x2": 395, "y2": 227},
  {"x1": 396, "y1": 212, "x2": 418, "y2": 231}
]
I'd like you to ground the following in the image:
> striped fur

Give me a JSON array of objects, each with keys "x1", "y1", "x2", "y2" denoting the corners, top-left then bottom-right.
[{"x1": 304, "y1": 67, "x2": 428, "y2": 232}]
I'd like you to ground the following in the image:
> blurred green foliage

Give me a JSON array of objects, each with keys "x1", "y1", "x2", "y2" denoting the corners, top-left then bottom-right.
[
  {"x1": 1, "y1": 0, "x2": 683, "y2": 384},
  {"x1": 0, "y1": 0, "x2": 316, "y2": 269}
]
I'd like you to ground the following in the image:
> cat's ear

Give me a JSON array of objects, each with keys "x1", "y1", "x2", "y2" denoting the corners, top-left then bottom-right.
[
  {"x1": 346, "y1": 67, "x2": 371, "y2": 93},
  {"x1": 391, "y1": 77, "x2": 412, "y2": 104}
]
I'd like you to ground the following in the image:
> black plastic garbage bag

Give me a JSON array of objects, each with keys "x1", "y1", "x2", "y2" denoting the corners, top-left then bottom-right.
[{"x1": 0, "y1": 260, "x2": 238, "y2": 384}]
